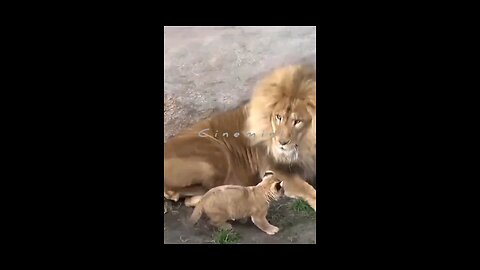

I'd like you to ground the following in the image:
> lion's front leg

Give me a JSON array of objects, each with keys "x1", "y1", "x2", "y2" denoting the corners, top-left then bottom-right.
[{"x1": 282, "y1": 175, "x2": 316, "y2": 211}]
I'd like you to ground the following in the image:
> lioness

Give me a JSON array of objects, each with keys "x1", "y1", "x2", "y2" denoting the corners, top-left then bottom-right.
[
  {"x1": 164, "y1": 65, "x2": 316, "y2": 211},
  {"x1": 189, "y1": 171, "x2": 284, "y2": 235}
]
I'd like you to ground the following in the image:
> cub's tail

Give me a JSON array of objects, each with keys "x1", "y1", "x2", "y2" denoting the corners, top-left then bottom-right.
[{"x1": 189, "y1": 200, "x2": 205, "y2": 225}]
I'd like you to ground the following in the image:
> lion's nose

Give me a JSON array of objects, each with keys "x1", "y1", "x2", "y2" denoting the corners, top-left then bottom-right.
[{"x1": 279, "y1": 139, "x2": 290, "y2": 145}]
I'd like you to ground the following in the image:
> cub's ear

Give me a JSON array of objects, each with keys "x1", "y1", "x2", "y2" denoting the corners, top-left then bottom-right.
[
  {"x1": 263, "y1": 170, "x2": 274, "y2": 178},
  {"x1": 274, "y1": 181, "x2": 282, "y2": 191}
]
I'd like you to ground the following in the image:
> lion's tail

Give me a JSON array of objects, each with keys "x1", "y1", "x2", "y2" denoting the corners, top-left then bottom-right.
[{"x1": 189, "y1": 200, "x2": 205, "y2": 225}]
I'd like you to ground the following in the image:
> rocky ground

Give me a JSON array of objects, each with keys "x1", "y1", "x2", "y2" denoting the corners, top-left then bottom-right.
[{"x1": 164, "y1": 26, "x2": 316, "y2": 244}]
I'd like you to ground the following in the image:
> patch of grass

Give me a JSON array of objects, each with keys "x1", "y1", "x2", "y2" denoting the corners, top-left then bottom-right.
[
  {"x1": 290, "y1": 199, "x2": 315, "y2": 218},
  {"x1": 213, "y1": 228, "x2": 241, "y2": 244},
  {"x1": 268, "y1": 210, "x2": 293, "y2": 228}
]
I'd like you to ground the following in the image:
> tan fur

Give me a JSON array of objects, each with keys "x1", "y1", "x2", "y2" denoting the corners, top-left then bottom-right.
[
  {"x1": 189, "y1": 172, "x2": 284, "y2": 235},
  {"x1": 164, "y1": 65, "x2": 316, "y2": 211}
]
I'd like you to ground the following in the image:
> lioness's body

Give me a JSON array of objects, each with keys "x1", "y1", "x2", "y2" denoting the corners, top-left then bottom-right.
[
  {"x1": 189, "y1": 172, "x2": 283, "y2": 235},
  {"x1": 164, "y1": 65, "x2": 317, "y2": 210}
]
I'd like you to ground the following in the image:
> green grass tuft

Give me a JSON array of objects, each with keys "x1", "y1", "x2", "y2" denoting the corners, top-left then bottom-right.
[
  {"x1": 213, "y1": 228, "x2": 241, "y2": 244},
  {"x1": 290, "y1": 199, "x2": 315, "y2": 218}
]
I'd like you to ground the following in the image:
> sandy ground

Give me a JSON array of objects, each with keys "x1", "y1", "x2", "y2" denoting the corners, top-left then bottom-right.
[{"x1": 164, "y1": 26, "x2": 316, "y2": 244}]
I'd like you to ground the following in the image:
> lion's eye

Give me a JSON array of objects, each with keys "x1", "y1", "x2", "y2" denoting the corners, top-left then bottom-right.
[
  {"x1": 276, "y1": 115, "x2": 282, "y2": 121},
  {"x1": 294, "y1": 120, "x2": 302, "y2": 126}
]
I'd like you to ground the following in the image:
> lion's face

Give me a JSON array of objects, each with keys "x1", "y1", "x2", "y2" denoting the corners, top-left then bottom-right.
[
  {"x1": 270, "y1": 99, "x2": 312, "y2": 163},
  {"x1": 246, "y1": 65, "x2": 316, "y2": 165}
]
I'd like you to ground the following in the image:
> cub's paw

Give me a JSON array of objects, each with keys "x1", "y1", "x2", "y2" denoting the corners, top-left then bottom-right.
[{"x1": 264, "y1": 225, "x2": 279, "y2": 235}]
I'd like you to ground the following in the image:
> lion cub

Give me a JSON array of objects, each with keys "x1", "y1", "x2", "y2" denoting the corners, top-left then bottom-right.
[{"x1": 189, "y1": 171, "x2": 284, "y2": 235}]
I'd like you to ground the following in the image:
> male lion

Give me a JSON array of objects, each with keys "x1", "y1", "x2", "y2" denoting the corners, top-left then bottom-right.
[
  {"x1": 189, "y1": 170, "x2": 284, "y2": 235},
  {"x1": 164, "y1": 65, "x2": 316, "y2": 211}
]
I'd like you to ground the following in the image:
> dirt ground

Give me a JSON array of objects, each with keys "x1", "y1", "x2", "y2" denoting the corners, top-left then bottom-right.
[{"x1": 164, "y1": 197, "x2": 316, "y2": 244}]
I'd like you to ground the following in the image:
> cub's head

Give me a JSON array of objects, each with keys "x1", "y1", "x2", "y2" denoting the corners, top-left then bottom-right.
[
  {"x1": 245, "y1": 65, "x2": 316, "y2": 164},
  {"x1": 259, "y1": 170, "x2": 284, "y2": 200}
]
